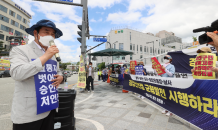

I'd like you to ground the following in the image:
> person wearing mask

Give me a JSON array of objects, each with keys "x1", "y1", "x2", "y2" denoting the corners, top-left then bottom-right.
[
  {"x1": 123, "y1": 64, "x2": 129, "y2": 74},
  {"x1": 153, "y1": 55, "x2": 175, "y2": 116},
  {"x1": 9, "y1": 20, "x2": 64, "y2": 130},
  {"x1": 98, "y1": 69, "x2": 101, "y2": 81},
  {"x1": 86, "y1": 62, "x2": 95, "y2": 92}
]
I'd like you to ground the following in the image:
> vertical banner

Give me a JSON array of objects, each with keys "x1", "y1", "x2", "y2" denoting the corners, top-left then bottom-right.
[
  {"x1": 193, "y1": 53, "x2": 216, "y2": 79},
  {"x1": 77, "y1": 55, "x2": 86, "y2": 88},
  {"x1": 135, "y1": 65, "x2": 143, "y2": 75},
  {"x1": 32, "y1": 59, "x2": 59, "y2": 115},
  {"x1": 0, "y1": 59, "x2": 10, "y2": 70},
  {"x1": 151, "y1": 57, "x2": 166, "y2": 75},
  {"x1": 130, "y1": 61, "x2": 137, "y2": 71}
]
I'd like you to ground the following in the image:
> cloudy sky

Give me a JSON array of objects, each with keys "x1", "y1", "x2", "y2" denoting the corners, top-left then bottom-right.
[{"x1": 12, "y1": 0, "x2": 218, "y2": 62}]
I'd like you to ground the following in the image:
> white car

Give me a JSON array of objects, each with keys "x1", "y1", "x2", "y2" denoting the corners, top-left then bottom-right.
[{"x1": 73, "y1": 71, "x2": 78, "y2": 74}]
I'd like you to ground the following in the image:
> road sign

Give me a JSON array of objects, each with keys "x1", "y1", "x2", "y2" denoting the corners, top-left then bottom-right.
[{"x1": 93, "y1": 38, "x2": 107, "y2": 42}]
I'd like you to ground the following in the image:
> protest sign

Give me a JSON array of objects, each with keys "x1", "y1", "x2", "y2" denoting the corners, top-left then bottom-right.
[
  {"x1": 32, "y1": 59, "x2": 59, "y2": 115},
  {"x1": 193, "y1": 53, "x2": 216, "y2": 79},
  {"x1": 77, "y1": 55, "x2": 86, "y2": 88},
  {"x1": 121, "y1": 67, "x2": 125, "y2": 74},
  {"x1": 151, "y1": 57, "x2": 166, "y2": 75},
  {"x1": 135, "y1": 65, "x2": 144, "y2": 75},
  {"x1": 0, "y1": 59, "x2": 10, "y2": 71},
  {"x1": 123, "y1": 74, "x2": 218, "y2": 130},
  {"x1": 130, "y1": 61, "x2": 137, "y2": 71}
]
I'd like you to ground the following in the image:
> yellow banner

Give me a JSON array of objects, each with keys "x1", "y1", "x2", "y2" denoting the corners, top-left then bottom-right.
[
  {"x1": 193, "y1": 53, "x2": 216, "y2": 79},
  {"x1": 77, "y1": 55, "x2": 86, "y2": 88},
  {"x1": 0, "y1": 59, "x2": 10, "y2": 71}
]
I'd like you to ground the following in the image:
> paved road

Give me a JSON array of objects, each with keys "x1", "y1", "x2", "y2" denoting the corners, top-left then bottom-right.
[{"x1": 0, "y1": 74, "x2": 200, "y2": 130}]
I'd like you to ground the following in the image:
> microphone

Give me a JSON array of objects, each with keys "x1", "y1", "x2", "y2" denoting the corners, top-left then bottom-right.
[{"x1": 49, "y1": 40, "x2": 61, "y2": 62}]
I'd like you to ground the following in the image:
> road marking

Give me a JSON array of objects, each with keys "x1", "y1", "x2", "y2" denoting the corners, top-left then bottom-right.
[
  {"x1": 76, "y1": 117, "x2": 104, "y2": 130},
  {"x1": 75, "y1": 93, "x2": 94, "y2": 105}
]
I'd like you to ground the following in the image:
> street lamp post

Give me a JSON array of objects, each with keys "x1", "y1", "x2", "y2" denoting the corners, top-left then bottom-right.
[{"x1": 146, "y1": 41, "x2": 154, "y2": 56}]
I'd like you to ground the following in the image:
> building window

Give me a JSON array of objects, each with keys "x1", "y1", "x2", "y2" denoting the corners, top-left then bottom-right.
[
  {"x1": 158, "y1": 49, "x2": 160, "y2": 54},
  {"x1": 147, "y1": 47, "x2": 148, "y2": 53},
  {"x1": 137, "y1": 45, "x2": 138, "y2": 52},
  {"x1": 130, "y1": 55, "x2": 132, "y2": 60},
  {"x1": 144, "y1": 46, "x2": 146, "y2": 53},
  {"x1": 27, "y1": 21, "x2": 30, "y2": 26},
  {"x1": 0, "y1": 14, "x2": 9, "y2": 23},
  {"x1": 119, "y1": 43, "x2": 123, "y2": 50},
  {"x1": 122, "y1": 56, "x2": 125, "y2": 60},
  {"x1": 140, "y1": 45, "x2": 142, "y2": 52},
  {"x1": 1, "y1": 25, "x2": 14, "y2": 33},
  {"x1": 6, "y1": 36, "x2": 9, "y2": 41},
  {"x1": 130, "y1": 32, "x2": 131, "y2": 41},
  {"x1": 17, "y1": 14, "x2": 22, "y2": 21},
  {"x1": 133, "y1": 44, "x2": 135, "y2": 51},
  {"x1": 114, "y1": 44, "x2": 116, "y2": 49},
  {"x1": 0, "y1": 5, "x2": 8, "y2": 13},
  {"x1": 11, "y1": 20, "x2": 19, "y2": 27},
  {"x1": 0, "y1": 34, "x2": 4, "y2": 40},
  {"x1": 130, "y1": 43, "x2": 132, "y2": 50},
  {"x1": 150, "y1": 47, "x2": 152, "y2": 55},
  {"x1": 20, "y1": 24, "x2": 26, "y2": 31},
  {"x1": 140, "y1": 55, "x2": 143, "y2": 59},
  {"x1": 9, "y1": 10, "x2": 16, "y2": 17},
  {"x1": 23, "y1": 18, "x2": 27, "y2": 24},
  {"x1": 15, "y1": 30, "x2": 23, "y2": 37}
]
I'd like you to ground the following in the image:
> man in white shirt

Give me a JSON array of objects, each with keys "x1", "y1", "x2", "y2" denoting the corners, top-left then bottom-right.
[{"x1": 10, "y1": 20, "x2": 64, "y2": 130}]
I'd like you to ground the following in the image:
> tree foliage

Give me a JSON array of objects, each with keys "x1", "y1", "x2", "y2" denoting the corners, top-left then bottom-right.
[
  {"x1": 59, "y1": 62, "x2": 71, "y2": 70},
  {"x1": 98, "y1": 62, "x2": 105, "y2": 70}
]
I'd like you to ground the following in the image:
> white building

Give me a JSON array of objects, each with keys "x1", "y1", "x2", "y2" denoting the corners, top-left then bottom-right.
[
  {"x1": 0, "y1": 0, "x2": 31, "y2": 47},
  {"x1": 96, "y1": 28, "x2": 187, "y2": 65}
]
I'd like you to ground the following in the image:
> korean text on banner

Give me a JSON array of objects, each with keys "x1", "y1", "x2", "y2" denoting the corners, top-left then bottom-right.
[
  {"x1": 130, "y1": 61, "x2": 137, "y2": 71},
  {"x1": 193, "y1": 53, "x2": 216, "y2": 79},
  {"x1": 32, "y1": 59, "x2": 59, "y2": 115},
  {"x1": 77, "y1": 55, "x2": 86, "y2": 88},
  {"x1": 135, "y1": 65, "x2": 143, "y2": 75},
  {"x1": 151, "y1": 57, "x2": 166, "y2": 75}
]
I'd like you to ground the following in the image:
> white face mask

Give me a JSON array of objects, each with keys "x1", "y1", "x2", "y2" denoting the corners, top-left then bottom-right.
[
  {"x1": 38, "y1": 34, "x2": 54, "y2": 46},
  {"x1": 124, "y1": 67, "x2": 126, "y2": 69},
  {"x1": 89, "y1": 65, "x2": 92, "y2": 67},
  {"x1": 164, "y1": 59, "x2": 170, "y2": 64}
]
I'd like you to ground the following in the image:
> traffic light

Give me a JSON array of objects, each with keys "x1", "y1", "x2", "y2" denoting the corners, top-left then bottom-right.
[{"x1": 77, "y1": 22, "x2": 87, "y2": 53}]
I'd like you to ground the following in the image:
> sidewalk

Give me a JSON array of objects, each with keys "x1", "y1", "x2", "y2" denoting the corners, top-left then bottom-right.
[{"x1": 74, "y1": 79, "x2": 201, "y2": 130}]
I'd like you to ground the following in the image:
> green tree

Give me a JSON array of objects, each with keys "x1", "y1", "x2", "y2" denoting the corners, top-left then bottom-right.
[
  {"x1": 76, "y1": 61, "x2": 80, "y2": 65},
  {"x1": 98, "y1": 62, "x2": 105, "y2": 70},
  {"x1": 193, "y1": 36, "x2": 197, "y2": 42}
]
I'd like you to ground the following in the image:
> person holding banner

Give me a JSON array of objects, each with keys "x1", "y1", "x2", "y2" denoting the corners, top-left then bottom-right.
[
  {"x1": 9, "y1": 20, "x2": 64, "y2": 130},
  {"x1": 153, "y1": 55, "x2": 175, "y2": 116},
  {"x1": 190, "y1": 47, "x2": 218, "y2": 78}
]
